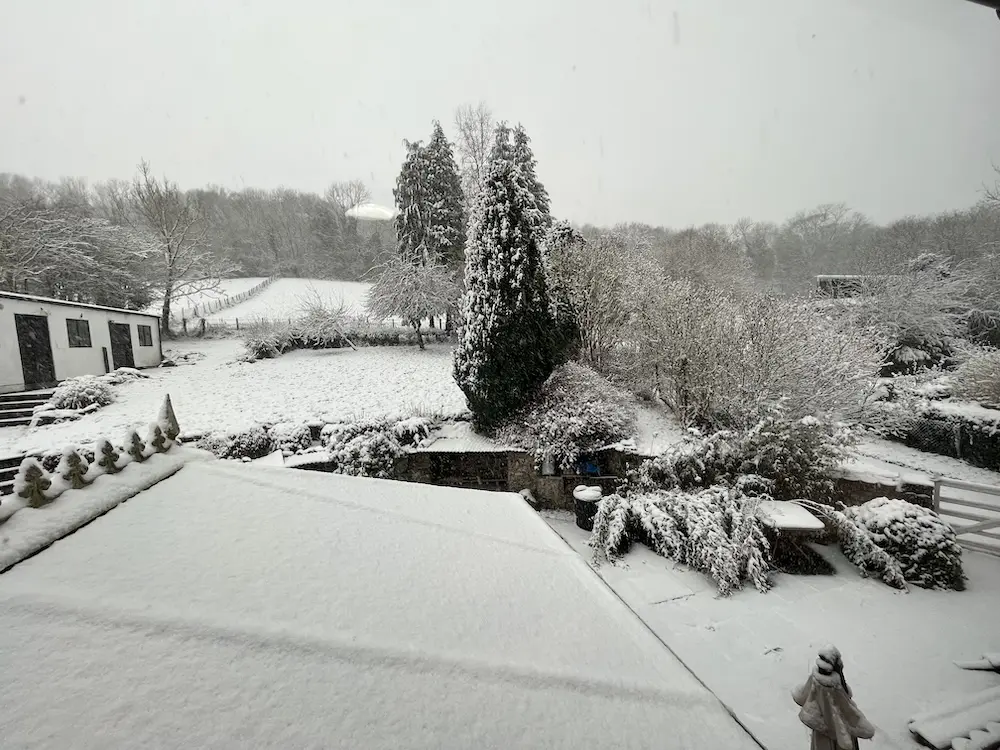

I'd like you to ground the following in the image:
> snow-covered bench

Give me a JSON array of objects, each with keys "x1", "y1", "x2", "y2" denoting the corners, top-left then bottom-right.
[{"x1": 756, "y1": 500, "x2": 825, "y2": 533}]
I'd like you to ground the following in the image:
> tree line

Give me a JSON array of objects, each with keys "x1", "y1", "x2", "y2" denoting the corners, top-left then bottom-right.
[{"x1": 0, "y1": 170, "x2": 387, "y2": 330}]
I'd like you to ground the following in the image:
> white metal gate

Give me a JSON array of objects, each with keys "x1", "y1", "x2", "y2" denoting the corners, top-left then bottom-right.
[{"x1": 932, "y1": 477, "x2": 1000, "y2": 557}]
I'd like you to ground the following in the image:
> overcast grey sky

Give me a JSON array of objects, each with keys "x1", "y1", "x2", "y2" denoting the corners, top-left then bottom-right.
[{"x1": 2, "y1": 0, "x2": 999, "y2": 228}]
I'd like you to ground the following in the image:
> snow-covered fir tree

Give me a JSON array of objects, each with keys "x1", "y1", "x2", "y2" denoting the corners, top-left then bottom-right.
[
  {"x1": 423, "y1": 121, "x2": 466, "y2": 269},
  {"x1": 453, "y1": 122, "x2": 560, "y2": 429},
  {"x1": 392, "y1": 122, "x2": 465, "y2": 269},
  {"x1": 512, "y1": 124, "x2": 551, "y2": 234},
  {"x1": 393, "y1": 140, "x2": 432, "y2": 265}
]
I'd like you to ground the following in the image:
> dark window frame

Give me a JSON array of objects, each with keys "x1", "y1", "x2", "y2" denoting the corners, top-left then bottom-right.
[
  {"x1": 138, "y1": 324, "x2": 153, "y2": 347},
  {"x1": 66, "y1": 318, "x2": 92, "y2": 348}
]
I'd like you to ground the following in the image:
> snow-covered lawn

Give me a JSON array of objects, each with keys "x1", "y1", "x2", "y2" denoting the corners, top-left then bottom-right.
[
  {"x1": 0, "y1": 339, "x2": 467, "y2": 456},
  {"x1": 202, "y1": 277, "x2": 372, "y2": 323},
  {"x1": 544, "y1": 510, "x2": 1000, "y2": 750},
  {"x1": 0, "y1": 459, "x2": 763, "y2": 749}
]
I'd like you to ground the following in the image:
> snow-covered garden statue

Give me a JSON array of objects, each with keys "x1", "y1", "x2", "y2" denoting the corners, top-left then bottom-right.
[{"x1": 792, "y1": 646, "x2": 875, "y2": 750}]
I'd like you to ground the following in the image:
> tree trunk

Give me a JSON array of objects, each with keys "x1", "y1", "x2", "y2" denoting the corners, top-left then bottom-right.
[
  {"x1": 413, "y1": 321, "x2": 425, "y2": 350},
  {"x1": 429, "y1": 316, "x2": 436, "y2": 330},
  {"x1": 161, "y1": 284, "x2": 173, "y2": 335}
]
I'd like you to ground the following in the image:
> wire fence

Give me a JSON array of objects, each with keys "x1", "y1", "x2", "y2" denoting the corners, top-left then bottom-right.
[{"x1": 175, "y1": 276, "x2": 276, "y2": 323}]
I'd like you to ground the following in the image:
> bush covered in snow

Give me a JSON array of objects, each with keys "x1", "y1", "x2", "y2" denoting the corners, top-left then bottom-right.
[
  {"x1": 840, "y1": 497, "x2": 965, "y2": 590},
  {"x1": 50, "y1": 376, "x2": 115, "y2": 410},
  {"x1": 625, "y1": 281, "x2": 883, "y2": 430},
  {"x1": 629, "y1": 414, "x2": 853, "y2": 504},
  {"x1": 589, "y1": 414, "x2": 881, "y2": 594},
  {"x1": 592, "y1": 488, "x2": 772, "y2": 596},
  {"x1": 196, "y1": 424, "x2": 274, "y2": 460},
  {"x1": 320, "y1": 417, "x2": 434, "y2": 478},
  {"x1": 954, "y1": 347, "x2": 1000, "y2": 408},
  {"x1": 496, "y1": 363, "x2": 636, "y2": 470},
  {"x1": 269, "y1": 422, "x2": 313, "y2": 454}
]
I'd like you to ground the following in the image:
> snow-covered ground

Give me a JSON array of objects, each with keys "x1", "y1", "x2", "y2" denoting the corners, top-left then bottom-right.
[
  {"x1": 0, "y1": 459, "x2": 763, "y2": 749},
  {"x1": 0, "y1": 339, "x2": 467, "y2": 456},
  {"x1": 201, "y1": 277, "x2": 372, "y2": 323},
  {"x1": 544, "y1": 510, "x2": 1000, "y2": 750},
  {"x1": 145, "y1": 277, "x2": 268, "y2": 317}
]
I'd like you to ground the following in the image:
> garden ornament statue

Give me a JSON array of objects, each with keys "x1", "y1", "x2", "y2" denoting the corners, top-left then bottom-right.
[{"x1": 792, "y1": 645, "x2": 875, "y2": 750}]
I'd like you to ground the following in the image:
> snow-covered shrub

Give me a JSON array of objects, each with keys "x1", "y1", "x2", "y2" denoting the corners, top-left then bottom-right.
[
  {"x1": 391, "y1": 417, "x2": 434, "y2": 447},
  {"x1": 627, "y1": 414, "x2": 853, "y2": 504},
  {"x1": 196, "y1": 425, "x2": 273, "y2": 460},
  {"x1": 269, "y1": 422, "x2": 313, "y2": 454},
  {"x1": 241, "y1": 319, "x2": 296, "y2": 360},
  {"x1": 632, "y1": 281, "x2": 883, "y2": 430},
  {"x1": 496, "y1": 363, "x2": 636, "y2": 471},
  {"x1": 50, "y1": 376, "x2": 114, "y2": 410},
  {"x1": 328, "y1": 431, "x2": 403, "y2": 478},
  {"x1": 954, "y1": 347, "x2": 1000, "y2": 408},
  {"x1": 841, "y1": 497, "x2": 964, "y2": 590},
  {"x1": 320, "y1": 417, "x2": 434, "y2": 477},
  {"x1": 591, "y1": 488, "x2": 772, "y2": 596},
  {"x1": 796, "y1": 499, "x2": 908, "y2": 591}
]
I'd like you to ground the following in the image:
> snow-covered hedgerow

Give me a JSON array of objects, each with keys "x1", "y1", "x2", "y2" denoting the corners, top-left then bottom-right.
[
  {"x1": 50, "y1": 376, "x2": 115, "y2": 410},
  {"x1": 496, "y1": 363, "x2": 636, "y2": 471},
  {"x1": 842, "y1": 497, "x2": 965, "y2": 590},
  {"x1": 591, "y1": 487, "x2": 772, "y2": 596}
]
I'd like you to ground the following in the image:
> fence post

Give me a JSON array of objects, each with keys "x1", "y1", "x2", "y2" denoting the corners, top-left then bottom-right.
[
  {"x1": 932, "y1": 477, "x2": 941, "y2": 513},
  {"x1": 236, "y1": 318, "x2": 240, "y2": 331},
  {"x1": 954, "y1": 423, "x2": 962, "y2": 459}
]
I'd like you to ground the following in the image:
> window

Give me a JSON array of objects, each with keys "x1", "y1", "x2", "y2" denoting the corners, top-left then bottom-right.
[
  {"x1": 66, "y1": 318, "x2": 92, "y2": 348},
  {"x1": 138, "y1": 324, "x2": 154, "y2": 347}
]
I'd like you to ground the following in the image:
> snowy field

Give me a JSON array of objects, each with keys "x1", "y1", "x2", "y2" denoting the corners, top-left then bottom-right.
[
  {"x1": 0, "y1": 339, "x2": 467, "y2": 456},
  {"x1": 201, "y1": 278, "x2": 372, "y2": 323},
  {"x1": 545, "y1": 510, "x2": 1000, "y2": 750},
  {"x1": 0, "y1": 459, "x2": 762, "y2": 749},
  {"x1": 145, "y1": 277, "x2": 268, "y2": 318}
]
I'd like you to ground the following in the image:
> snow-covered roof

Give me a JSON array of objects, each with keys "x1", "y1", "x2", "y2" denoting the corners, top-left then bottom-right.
[
  {"x1": 0, "y1": 290, "x2": 160, "y2": 319},
  {"x1": 345, "y1": 202, "x2": 397, "y2": 221},
  {"x1": 0, "y1": 459, "x2": 761, "y2": 749},
  {"x1": 414, "y1": 420, "x2": 511, "y2": 453}
]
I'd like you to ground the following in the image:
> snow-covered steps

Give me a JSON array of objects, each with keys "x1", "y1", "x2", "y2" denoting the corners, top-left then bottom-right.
[
  {"x1": 0, "y1": 389, "x2": 54, "y2": 427},
  {"x1": 908, "y1": 687, "x2": 1000, "y2": 749},
  {"x1": 0, "y1": 453, "x2": 25, "y2": 496}
]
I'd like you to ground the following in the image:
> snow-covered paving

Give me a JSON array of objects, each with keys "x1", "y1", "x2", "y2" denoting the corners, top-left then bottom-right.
[
  {"x1": 0, "y1": 460, "x2": 763, "y2": 749},
  {"x1": 0, "y1": 339, "x2": 467, "y2": 455},
  {"x1": 544, "y1": 510, "x2": 1000, "y2": 750},
  {"x1": 201, "y1": 277, "x2": 372, "y2": 322}
]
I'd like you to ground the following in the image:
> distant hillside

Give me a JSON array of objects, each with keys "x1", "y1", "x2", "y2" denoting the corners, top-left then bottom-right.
[{"x1": 201, "y1": 278, "x2": 371, "y2": 323}]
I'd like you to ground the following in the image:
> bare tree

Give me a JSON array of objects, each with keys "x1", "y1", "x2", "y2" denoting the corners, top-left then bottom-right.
[
  {"x1": 366, "y1": 256, "x2": 459, "y2": 349},
  {"x1": 453, "y1": 102, "x2": 495, "y2": 210},
  {"x1": 325, "y1": 180, "x2": 371, "y2": 212},
  {"x1": 127, "y1": 161, "x2": 230, "y2": 332}
]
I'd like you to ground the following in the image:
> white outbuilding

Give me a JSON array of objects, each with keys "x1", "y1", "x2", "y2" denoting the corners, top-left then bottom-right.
[{"x1": 0, "y1": 291, "x2": 162, "y2": 393}]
